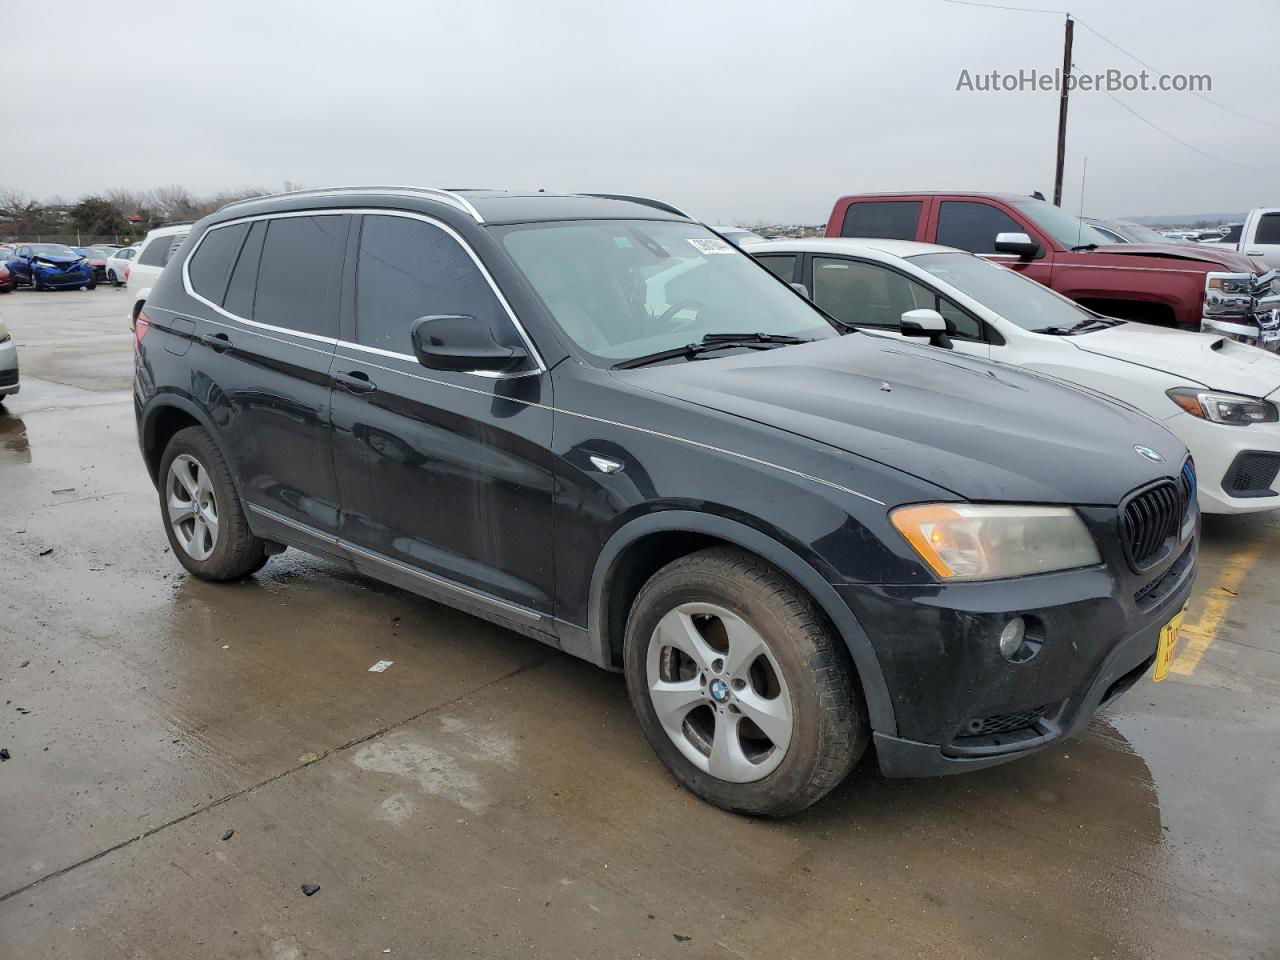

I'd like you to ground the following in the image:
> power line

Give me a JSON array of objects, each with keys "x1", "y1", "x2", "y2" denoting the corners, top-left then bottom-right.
[
  {"x1": 1074, "y1": 64, "x2": 1262, "y2": 171},
  {"x1": 938, "y1": 0, "x2": 1067, "y2": 14},
  {"x1": 1073, "y1": 19, "x2": 1280, "y2": 129}
]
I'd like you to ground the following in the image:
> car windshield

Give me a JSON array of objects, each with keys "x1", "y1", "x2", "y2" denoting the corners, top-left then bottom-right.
[
  {"x1": 1010, "y1": 199, "x2": 1113, "y2": 248},
  {"x1": 908, "y1": 251, "x2": 1098, "y2": 333},
  {"x1": 1114, "y1": 222, "x2": 1179, "y2": 244},
  {"x1": 30, "y1": 243, "x2": 77, "y2": 257},
  {"x1": 497, "y1": 219, "x2": 838, "y2": 364}
]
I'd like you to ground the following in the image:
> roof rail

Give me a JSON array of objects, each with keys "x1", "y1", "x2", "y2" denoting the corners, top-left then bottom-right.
[
  {"x1": 579, "y1": 193, "x2": 695, "y2": 219},
  {"x1": 215, "y1": 186, "x2": 485, "y2": 223}
]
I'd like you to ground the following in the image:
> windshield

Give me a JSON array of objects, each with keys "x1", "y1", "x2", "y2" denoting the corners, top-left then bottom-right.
[
  {"x1": 908, "y1": 251, "x2": 1097, "y2": 333},
  {"x1": 1011, "y1": 199, "x2": 1112, "y2": 248},
  {"x1": 497, "y1": 219, "x2": 838, "y2": 364},
  {"x1": 1114, "y1": 221, "x2": 1179, "y2": 244},
  {"x1": 30, "y1": 243, "x2": 77, "y2": 257}
]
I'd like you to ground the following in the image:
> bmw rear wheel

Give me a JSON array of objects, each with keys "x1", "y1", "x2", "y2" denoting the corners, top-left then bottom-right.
[
  {"x1": 623, "y1": 547, "x2": 868, "y2": 816},
  {"x1": 158, "y1": 426, "x2": 269, "y2": 581}
]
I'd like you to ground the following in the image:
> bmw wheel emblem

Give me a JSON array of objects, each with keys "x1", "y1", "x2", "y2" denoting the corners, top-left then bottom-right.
[
  {"x1": 709, "y1": 678, "x2": 730, "y2": 703},
  {"x1": 1134, "y1": 445, "x2": 1165, "y2": 464}
]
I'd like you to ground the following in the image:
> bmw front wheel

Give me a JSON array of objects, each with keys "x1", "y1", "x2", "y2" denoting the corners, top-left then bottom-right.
[{"x1": 623, "y1": 547, "x2": 868, "y2": 816}]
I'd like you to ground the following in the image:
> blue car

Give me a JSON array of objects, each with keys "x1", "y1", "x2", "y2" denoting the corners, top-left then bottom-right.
[{"x1": 5, "y1": 243, "x2": 96, "y2": 291}]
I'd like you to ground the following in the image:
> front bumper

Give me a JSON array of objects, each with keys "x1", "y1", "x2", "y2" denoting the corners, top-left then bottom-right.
[
  {"x1": 34, "y1": 268, "x2": 93, "y2": 289},
  {"x1": 1164, "y1": 412, "x2": 1280, "y2": 514},
  {"x1": 837, "y1": 503, "x2": 1197, "y2": 778},
  {"x1": 0, "y1": 341, "x2": 19, "y2": 396}
]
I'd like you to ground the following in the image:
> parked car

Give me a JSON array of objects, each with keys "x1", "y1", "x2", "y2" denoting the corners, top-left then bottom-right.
[
  {"x1": 1085, "y1": 218, "x2": 1194, "y2": 245},
  {"x1": 133, "y1": 186, "x2": 1197, "y2": 815},
  {"x1": 0, "y1": 319, "x2": 19, "y2": 401},
  {"x1": 0, "y1": 262, "x2": 12, "y2": 293},
  {"x1": 127, "y1": 224, "x2": 190, "y2": 323},
  {"x1": 105, "y1": 244, "x2": 139, "y2": 286},
  {"x1": 3, "y1": 242, "x2": 96, "y2": 290},
  {"x1": 709, "y1": 224, "x2": 765, "y2": 248},
  {"x1": 1195, "y1": 210, "x2": 1280, "y2": 270},
  {"x1": 826, "y1": 193, "x2": 1278, "y2": 348},
  {"x1": 751, "y1": 237, "x2": 1280, "y2": 514},
  {"x1": 80, "y1": 244, "x2": 121, "y2": 283}
]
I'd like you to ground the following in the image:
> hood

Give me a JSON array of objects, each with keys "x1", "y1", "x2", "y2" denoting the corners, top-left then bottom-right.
[
  {"x1": 34, "y1": 255, "x2": 84, "y2": 267},
  {"x1": 1070, "y1": 323, "x2": 1280, "y2": 397},
  {"x1": 614, "y1": 335, "x2": 1184, "y2": 504},
  {"x1": 1094, "y1": 243, "x2": 1258, "y2": 273}
]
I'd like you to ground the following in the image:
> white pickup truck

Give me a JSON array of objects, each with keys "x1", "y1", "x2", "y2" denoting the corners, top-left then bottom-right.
[{"x1": 1201, "y1": 208, "x2": 1280, "y2": 269}]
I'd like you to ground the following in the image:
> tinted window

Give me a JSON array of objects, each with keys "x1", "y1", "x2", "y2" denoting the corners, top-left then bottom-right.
[
  {"x1": 756, "y1": 254, "x2": 797, "y2": 282},
  {"x1": 137, "y1": 233, "x2": 186, "y2": 267},
  {"x1": 187, "y1": 223, "x2": 249, "y2": 304},
  {"x1": 812, "y1": 257, "x2": 932, "y2": 328},
  {"x1": 1220, "y1": 224, "x2": 1243, "y2": 244},
  {"x1": 254, "y1": 215, "x2": 349, "y2": 338},
  {"x1": 936, "y1": 202, "x2": 1025, "y2": 253},
  {"x1": 840, "y1": 201, "x2": 921, "y2": 240},
  {"x1": 355, "y1": 214, "x2": 507, "y2": 354},
  {"x1": 1255, "y1": 214, "x2": 1280, "y2": 245},
  {"x1": 224, "y1": 220, "x2": 266, "y2": 318}
]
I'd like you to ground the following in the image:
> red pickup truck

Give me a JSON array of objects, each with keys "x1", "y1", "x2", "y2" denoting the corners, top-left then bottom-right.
[{"x1": 825, "y1": 192, "x2": 1280, "y2": 348}]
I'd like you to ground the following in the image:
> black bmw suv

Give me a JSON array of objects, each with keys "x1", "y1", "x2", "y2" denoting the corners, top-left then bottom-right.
[{"x1": 134, "y1": 187, "x2": 1197, "y2": 815}]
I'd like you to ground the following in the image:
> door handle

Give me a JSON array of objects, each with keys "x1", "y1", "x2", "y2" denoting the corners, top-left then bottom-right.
[
  {"x1": 202, "y1": 332, "x2": 231, "y2": 352},
  {"x1": 333, "y1": 370, "x2": 377, "y2": 394}
]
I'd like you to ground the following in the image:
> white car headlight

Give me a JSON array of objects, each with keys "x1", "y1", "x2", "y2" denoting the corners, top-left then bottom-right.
[
  {"x1": 1167, "y1": 387, "x2": 1278, "y2": 425},
  {"x1": 891, "y1": 503, "x2": 1101, "y2": 581}
]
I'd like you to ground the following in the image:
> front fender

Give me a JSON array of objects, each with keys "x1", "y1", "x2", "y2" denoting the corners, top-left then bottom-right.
[{"x1": 587, "y1": 510, "x2": 898, "y2": 736}]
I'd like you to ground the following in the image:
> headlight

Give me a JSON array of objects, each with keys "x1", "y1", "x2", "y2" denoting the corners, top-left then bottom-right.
[
  {"x1": 1207, "y1": 275, "x2": 1252, "y2": 295},
  {"x1": 1167, "y1": 387, "x2": 1278, "y2": 424},
  {"x1": 1204, "y1": 273, "x2": 1255, "y2": 316},
  {"x1": 890, "y1": 503, "x2": 1101, "y2": 581}
]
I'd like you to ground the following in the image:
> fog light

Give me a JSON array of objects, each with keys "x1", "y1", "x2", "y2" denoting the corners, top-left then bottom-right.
[{"x1": 999, "y1": 618, "x2": 1026, "y2": 660}]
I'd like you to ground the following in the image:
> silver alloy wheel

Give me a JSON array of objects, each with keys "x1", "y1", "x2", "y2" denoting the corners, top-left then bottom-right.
[
  {"x1": 166, "y1": 454, "x2": 219, "y2": 561},
  {"x1": 646, "y1": 601, "x2": 793, "y2": 783}
]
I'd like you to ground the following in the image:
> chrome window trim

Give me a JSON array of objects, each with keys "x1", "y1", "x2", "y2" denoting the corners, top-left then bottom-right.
[
  {"x1": 245, "y1": 503, "x2": 542, "y2": 621},
  {"x1": 215, "y1": 185, "x2": 484, "y2": 223},
  {"x1": 181, "y1": 207, "x2": 546, "y2": 374}
]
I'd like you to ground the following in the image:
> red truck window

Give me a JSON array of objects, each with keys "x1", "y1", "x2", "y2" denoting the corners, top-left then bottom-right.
[
  {"x1": 936, "y1": 201, "x2": 1024, "y2": 254},
  {"x1": 840, "y1": 201, "x2": 921, "y2": 240}
]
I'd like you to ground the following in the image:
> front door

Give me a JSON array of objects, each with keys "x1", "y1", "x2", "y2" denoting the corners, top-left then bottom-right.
[
  {"x1": 929, "y1": 199, "x2": 1054, "y2": 286},
  {"x1": 329, "y1": 212, "x2": 556, "y2": 618}
]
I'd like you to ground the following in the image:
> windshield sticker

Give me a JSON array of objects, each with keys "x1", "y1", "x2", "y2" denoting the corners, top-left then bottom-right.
[{"x1": 688, "y1": 238, "x2": 735, "y2": 255}]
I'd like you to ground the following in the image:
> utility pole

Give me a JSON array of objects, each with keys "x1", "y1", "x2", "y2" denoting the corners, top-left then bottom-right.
[{"x1": 1052, "y1": 14, "x2": 1075, "y2": 206}]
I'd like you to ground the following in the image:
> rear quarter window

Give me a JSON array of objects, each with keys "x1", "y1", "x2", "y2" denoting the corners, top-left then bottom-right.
[
  {"x1": 137, "y1": 233, "x2": 187, "y2": 267},
  {"x1": 187, "y1": 224, "x2": 250, "y2": 305}
]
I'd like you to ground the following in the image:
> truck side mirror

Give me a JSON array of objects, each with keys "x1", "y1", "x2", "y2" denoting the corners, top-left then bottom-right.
[
  {"x1": 994, "y1": 232, "x2": 1041, "y2": 259},
  {"x1": 901, "y1": 309, "x2": 953, "y2": 349}
]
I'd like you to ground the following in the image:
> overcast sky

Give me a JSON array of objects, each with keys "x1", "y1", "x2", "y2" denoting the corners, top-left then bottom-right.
[{"x1": 8, "y1": 0, "x2": 1278, "y2": 223}]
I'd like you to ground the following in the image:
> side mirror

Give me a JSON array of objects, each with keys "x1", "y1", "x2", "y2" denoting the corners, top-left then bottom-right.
[
  {"x1": 993, "y1": 232, "x2": 1041, "y2": 259},
  {"x1": 901, "y1": 309, "x2": 952, "y2": 349},
  {"x1": 790, "y1": 282, "x2": 810, "y2": 299},
  {"x1": 410, "y1": 315, "x2": 529, "y2": 373}
]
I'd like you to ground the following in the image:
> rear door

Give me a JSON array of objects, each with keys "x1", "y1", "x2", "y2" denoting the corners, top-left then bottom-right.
[
  {"x1": 182, "y1": 213, "x2": 349, "y2": 545},
  {"x1": 329, "y1": 211, "x2": 556, "y2": 619}
]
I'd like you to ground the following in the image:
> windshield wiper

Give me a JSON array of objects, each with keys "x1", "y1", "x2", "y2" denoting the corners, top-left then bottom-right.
[
  {"x1": 1070, "y1": 243, "x2": 1099, "y2": 252},
  {"x1": 1038, "y1": 316, "x2": 1120, "y2": 336},
  {"x1": 613, "y1": 333, "x2": 811, "y2": 369}
]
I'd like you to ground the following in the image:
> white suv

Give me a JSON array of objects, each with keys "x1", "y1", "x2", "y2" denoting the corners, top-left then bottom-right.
[{"x1": 128, "y1": 224, "x2": 190, "y2": 324}]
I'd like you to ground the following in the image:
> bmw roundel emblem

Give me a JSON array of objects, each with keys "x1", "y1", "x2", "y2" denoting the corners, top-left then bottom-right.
[{"x1": 1134, "y1": 445, "x2": 1165, "y2": 464}]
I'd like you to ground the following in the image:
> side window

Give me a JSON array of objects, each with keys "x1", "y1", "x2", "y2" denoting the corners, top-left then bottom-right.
[
  {"x1": 1255, "y1": 213, "x2": 1280, "y2": 244},
  {"x1": 936, "y1": 202, "x2": 1025, "y2": 254},
  {"x1": 812, "y1": 257, "x2": 932, "y2": 329},
  {"x1": 223, "y1": 220, "x2": 266, "y2": 318},
  {"x1": 840, "y1": 201, "x2": 921, "y2": 240},
  {"x1": 1221, "y1": 224, "x2": 1243, "y2": 244},
  {"x1": 755, "y1": 254, "x2": 797, "y2": 282},
  {"x1": 354, "y1": 214, "x2": 509, "y2": 355},
  {"x1": 187, "y1": 223, "x2": 249, "y2": 305},
  {"x1": 937, "y1": 297, "x2": 983, "y2": 340},
  {"x1": 137, "y1": 235, "x2": 171, "y2": 267},
  {"x1": 254, "y1": 215, "x2": 349, "y2": 338}
]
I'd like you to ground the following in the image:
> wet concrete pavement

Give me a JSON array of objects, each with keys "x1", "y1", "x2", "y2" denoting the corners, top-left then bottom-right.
[{"x1": 0, "y1": 288, "x2": 1277, "y2": 959}]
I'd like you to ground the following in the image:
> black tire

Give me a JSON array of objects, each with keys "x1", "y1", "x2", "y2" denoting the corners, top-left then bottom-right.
[
  {"x1": 108, "y1": 270, "x2": 121, "y2": 287},
  {"x1": 158, "y1": 426, "x2": 269, "y2": 581},
  {"x1": 623, "y1": 546, "x2": 867, "y2": 817}
]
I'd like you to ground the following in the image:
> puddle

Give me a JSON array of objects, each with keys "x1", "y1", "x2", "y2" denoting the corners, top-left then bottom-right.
[{"x1": 0, "y1": 415, "x2": 31, "y2": 462}]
